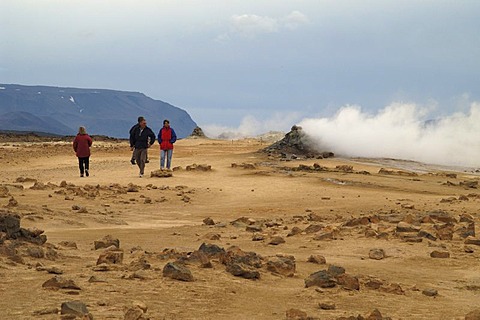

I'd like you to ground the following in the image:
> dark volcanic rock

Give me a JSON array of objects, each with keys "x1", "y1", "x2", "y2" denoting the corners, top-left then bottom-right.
[
  {"x1": 262, "y1": 125, "x2": 334, "y2": 158},
  {"x1": 226, "y1": 262, "x2": 260, "y2": 279},
  {"x1": 162, "y1": 262, "x2": 194, "y2": 282},
  {"x1": 189, "y1": 126, "x2": 207, "y2": 138},
  {"x1": 305, "y1": 270, "x2": 337, "y2": 288},
  {"x1": 60, "y1": 301, "x2": 92, "y2": 319},
  {"x1": 266, "y1": 255, "x2": 296, "y2": 277}
]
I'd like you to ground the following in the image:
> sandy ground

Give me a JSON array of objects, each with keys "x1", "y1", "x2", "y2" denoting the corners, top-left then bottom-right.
[{"x1": 1, "y1": 137, "x2": 480, "y2": 319}]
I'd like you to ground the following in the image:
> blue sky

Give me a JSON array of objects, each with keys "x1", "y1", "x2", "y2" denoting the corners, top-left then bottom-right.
[{"x1": 1, "y1": 0, "x2": 479, "y2": 136}]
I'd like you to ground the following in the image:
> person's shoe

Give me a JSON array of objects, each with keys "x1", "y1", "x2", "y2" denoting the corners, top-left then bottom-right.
[
  {"x1": 85, "y1": 169, "x2": 89, "y2": 177},
  {"x1": 80, "y1": 173, "x2": 84, "y2": 177},
  {"x1": 145, "y1": 159, "x2": 150, "y2": 163},
  {"x1": 139, "y1": 174, "x2": 143, "y2": 178},
  {"x1": 130, "y1": 159, "x2": 136, "y2": 165}
]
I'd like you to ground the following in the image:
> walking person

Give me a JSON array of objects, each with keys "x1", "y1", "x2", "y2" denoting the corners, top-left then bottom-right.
[
  {"x1": 129, "y1": 116, "x2": 149, "y2": 164},
  {"x1": 73, "y1": 126, "x2": 93, "y2": 177},
  {"x1": 129, "y1": 118, "x2": 156, "y2": 177},
  {"x1": 158, "y1": 119, "x2": 177, "y2": 170}
]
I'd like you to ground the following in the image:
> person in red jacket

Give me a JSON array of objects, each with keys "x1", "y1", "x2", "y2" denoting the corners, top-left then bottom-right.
[
  {"x1": 158, "y1": 119, "x2": 177, "y2": 170},
  {"x1": 73, "y1": 126, "x2": 93, "y2": 177}
]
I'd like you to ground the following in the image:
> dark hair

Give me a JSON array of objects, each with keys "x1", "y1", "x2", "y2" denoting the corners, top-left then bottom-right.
[
  {"x1": 163, "y1": 119, "x2": 170, "y2": 124},
  {"x1": 137, "y1": 116, "x2": 145, "y2": 123}
]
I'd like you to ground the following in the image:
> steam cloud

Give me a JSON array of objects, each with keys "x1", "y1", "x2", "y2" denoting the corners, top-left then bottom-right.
[{"x1": 299, "y1": 102, "x2": 480, "y2": 168}]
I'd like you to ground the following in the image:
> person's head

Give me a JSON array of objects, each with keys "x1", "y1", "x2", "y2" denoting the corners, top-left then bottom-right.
[
  {"x1": 139, "y1": 118, "x2": 147, "y2": 128},
  {"x1": 78, "y1": 126, "x2": 87, "y2": 135},
  {"x1": 137, "y1": 116, "x2": 145, "y2": 123},
  {"x1": 163, "y1": 119, "x2": 170, "y2": 128}
]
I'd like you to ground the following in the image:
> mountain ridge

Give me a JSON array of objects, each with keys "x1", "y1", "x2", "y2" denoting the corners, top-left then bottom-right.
[{"x1": 0, "y1": 84, "x2": 197, "y2": 138}]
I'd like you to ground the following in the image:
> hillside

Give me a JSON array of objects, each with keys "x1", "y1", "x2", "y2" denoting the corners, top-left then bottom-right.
[{"x1": 0, "y1": 84, "x2": 197, "y2": 138}]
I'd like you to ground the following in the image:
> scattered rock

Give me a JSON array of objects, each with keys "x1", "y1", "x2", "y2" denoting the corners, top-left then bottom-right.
[
  {"x1": 305, "y1": 270, "x2": 336, "y2": 288},
  {"x1": 422, "y1": 288, "x2": 438, "y2": 297},
  {"x1": 42, "y1": 276, "x2": 81, "y2": 290},
  {"x1": 60, "y1": 301, "x2": 92, "y2": 319},
  {"x1": 97, "y1": 250, "x2": 124, "y2": 265},
  {"x1": 319, "y1": 302, "x2": 336, "y2": 310},
  {"x1": 150, "y1": 170, "x2": 173, "y2": 178},
  {"x1": 226, "y1": 262, "x2": 260, "y2": 280},
  {"x1": 287, "y1": 226, "x2": 302, "y2": 237},
  {"x1": 163, "y1": 262, "x2": 194, "y2": 282},
  {"x1": 186, "y1": 164, "x2": 212, "y2": 171},
  {"x1": 268, "y1": 236, "x2": 285, "y2": 245},
  {"x1": 430, "y1": 250, "x2": 450, "y2": 258},
  {"x1": 94, "y1": 235, "x2": 120, "y2": 250},
  {"x1": 369, "y1": 248, "x2": 386, "y2": 260},
  {"x1": 203, "y1": 217, "x2": 215, "y2": 225},
  {"x1": 266, "y1": 255, "x2": 295, "y2": 277},
  {"x1": 285, "y1": 308, "x2": 309, "y2": 320},
  {"x1": 307, "y1": 255, "x2": 326, "y2": 264}
]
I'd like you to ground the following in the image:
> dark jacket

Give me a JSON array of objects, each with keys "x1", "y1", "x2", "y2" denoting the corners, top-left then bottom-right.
[
  {"x1": 130, "y1": 126, "x2": 156, "y2": 149},
  {"x1": 73, "y1": 134, "x2": 92, "y2": 158},
  {"x1": 158, "y1": 127, "x2": 177, "y2": 150},
  {"x1": 129, "y1": 124, "x2": 139, "y2": 147}
]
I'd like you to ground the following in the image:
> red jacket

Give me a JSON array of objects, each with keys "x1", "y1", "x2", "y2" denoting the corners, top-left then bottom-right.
[
  {"x1": 158, "y1": 127, "x2": 177, "y2": 150},
  {"x1": 73, "y1": 134, "x2": 92, "y2": 157}
]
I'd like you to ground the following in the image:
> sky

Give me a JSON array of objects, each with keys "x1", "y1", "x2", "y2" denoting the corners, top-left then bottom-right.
[{"x1": 1, "y1": 1, "x2": 480, "y2": 143}]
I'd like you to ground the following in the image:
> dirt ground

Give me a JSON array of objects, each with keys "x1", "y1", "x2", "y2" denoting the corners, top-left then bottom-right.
[{"x1": 1, "y1": 136, "x2": 480, "y2": 319}]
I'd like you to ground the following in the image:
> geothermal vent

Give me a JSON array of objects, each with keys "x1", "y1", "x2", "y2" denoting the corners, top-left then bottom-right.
[{"x1": 262, "y1": 125, "x2": 334, "y2": 159}]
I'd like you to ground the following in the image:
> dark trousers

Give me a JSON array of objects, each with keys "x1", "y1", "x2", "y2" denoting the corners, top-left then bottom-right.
[
  {"x1": 131, "y1": 148, "x2": 148, "y2": 161},
  {"x1": 78, "y1": 157, "x2": 89, "y2": 174},
  {"x1": 134, "y1": 148, "x2": 148, "y2": 175}
]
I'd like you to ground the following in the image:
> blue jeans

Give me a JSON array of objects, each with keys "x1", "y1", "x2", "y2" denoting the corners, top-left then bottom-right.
[{"x1": 161, "y1": 149, "x2": 173, "y2": 169}]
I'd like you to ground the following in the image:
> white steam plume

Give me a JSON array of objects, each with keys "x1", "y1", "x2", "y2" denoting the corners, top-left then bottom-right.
[
  {"x1": 203, "y1": 112, "x2": 302, "y2": 139},
  {"x1": 299, "y1": 102, "x2": 480, "y2": 167}
]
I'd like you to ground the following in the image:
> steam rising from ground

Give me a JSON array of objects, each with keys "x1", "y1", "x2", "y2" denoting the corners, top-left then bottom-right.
[{"x1": 299, "y1": 103, "x2": 480, "y2": 167}]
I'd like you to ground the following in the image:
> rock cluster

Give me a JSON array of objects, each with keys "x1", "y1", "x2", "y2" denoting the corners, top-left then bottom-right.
[
  {"x1": 188, "y1": 126, "x2": 207, "y2": 138},
  {"x1": 262, "y1": 125, "x2": 334, "y2": 159}
]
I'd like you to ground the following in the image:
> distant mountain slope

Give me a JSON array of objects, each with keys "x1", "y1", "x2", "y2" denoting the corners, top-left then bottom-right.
[{"x1": 0, "y1": 84, "x2": 197, "y2": 138}]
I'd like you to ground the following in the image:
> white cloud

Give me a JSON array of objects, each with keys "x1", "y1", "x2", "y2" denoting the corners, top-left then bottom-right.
[
  {"x1": 283, "y1": 10, "x2": 310, "y2": 30},
  {"x1": 230, "y1": 14, "x2": 280, "y2": 38},
  {"x1": 225, "y1": 11, "x2": 308, "y2": 39}
]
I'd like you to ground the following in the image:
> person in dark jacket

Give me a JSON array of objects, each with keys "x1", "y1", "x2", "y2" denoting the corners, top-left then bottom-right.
[
  {"x1": 73, "y1": 126, "x2": 93, "y2": 177},
  {"x1": 158, "y1": 119, "x2": 177, "y2": 170},
  {"x1": 130, "y1": 118, "x2": 156, "y2": 177},
  {"x1": 129, "y1": 116, "x2": 149, "y2": 165}
]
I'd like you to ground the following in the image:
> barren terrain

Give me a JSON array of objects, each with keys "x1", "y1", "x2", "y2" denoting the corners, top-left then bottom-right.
[{"x1": 1, "y1": 136, "x2": 480, "y2": 319}]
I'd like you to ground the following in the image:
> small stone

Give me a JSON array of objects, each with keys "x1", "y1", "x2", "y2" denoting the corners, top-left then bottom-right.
[
  {"x1": 430, "y1": 250, "x2": 450, "y2": 258},
  {"x1": 162, "y1": 262, "x2": 194, "y2": 282},
  {"x1": 318, "y1": 302, "x2": 336, "y2": 310},
  {"x1": 268, "y1": 236, "x2": 285, "y2": 245},
  {"x1": 307, "y1": 255, "x2": 326, "y2": 264},
  {"x1": 369, "y1": 248, "x2": 385, "y2": 260},
  {"x1": 422, "y1": 288, "x2": 438, "y2": 297},
  {"x1": 60, "y1": 301, "x2": 91, "y2": 318},
  {"x1": 42, "y1": 276, "x2": 81, "y2": 290},
  {"x1": 94, "y1": 235, "x2": 120, "y2": 250},
  {"x1": 305, "y1": 270, "x2": 336, "y2": 288},
  {"x1": 203, "y1": 217, "x2": 215, "y2": 225},
  {"x1": 97, "y1": 250, "x2": 124, "y2": 265},
  {"x1": 465, "y1": 237, "x2": 480, "y2": 246},
  {"x1": 266, "y1": 255, "x2": 295, "y2": 277},
  {"x1": 287, "y1": 226, "x2": 302, "y2": 237},
  {"x1": 286, "y1": 308, "x2": 308, "y2": 320}
]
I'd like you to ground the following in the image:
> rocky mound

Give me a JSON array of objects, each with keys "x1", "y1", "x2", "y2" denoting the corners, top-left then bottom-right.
[
  {"x1": 188, "y1": 126, "x2": 207, "y2": 139},
  {"x1": 262, "y1": 125, "x2": 334, "y2": 159}
]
